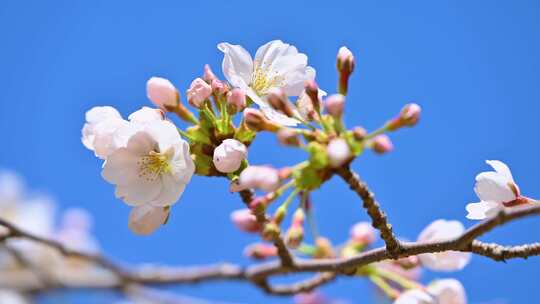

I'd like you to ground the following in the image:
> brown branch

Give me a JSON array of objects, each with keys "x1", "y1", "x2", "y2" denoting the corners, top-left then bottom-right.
[
  {"x1": 1, "y1": 194, "x2": 540, "y2": 298},
  {"x1": 238, "y1": 189, "x2": 296, "y2": 268},
  {"x1": 336, "y1": 167, "x2": 402, "y2": 256}
]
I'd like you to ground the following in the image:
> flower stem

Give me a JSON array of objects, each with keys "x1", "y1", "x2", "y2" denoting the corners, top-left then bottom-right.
[
  {"x1": 374, "y1": 267, "x2": 423, "y2": 290},
  {"x1": 301, "y1": 191, "x2": 319, "y2": 240},
  {"x1": 368, "y1": 274, "x2": 400, "y2": 299},
  {"x1": 365, "y1": 125, "x2": 388, "y2": 140}
]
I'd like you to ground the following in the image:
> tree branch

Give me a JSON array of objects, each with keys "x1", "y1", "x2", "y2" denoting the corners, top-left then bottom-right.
[{"x1": 336, "y1": 167, "x2": 402, "y2": 256}]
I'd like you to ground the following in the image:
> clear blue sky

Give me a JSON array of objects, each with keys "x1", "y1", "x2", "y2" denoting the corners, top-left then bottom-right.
[{"x1": 1, "y1": 1, "x2": 540, "y2": 303}]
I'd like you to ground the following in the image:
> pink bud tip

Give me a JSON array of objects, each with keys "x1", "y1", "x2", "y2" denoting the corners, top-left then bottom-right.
[
  {"x1": 230, "y1": 209, "x2": 260, "y2": 233},
  {"x1": 146, "y1": 77, "x2": 178, "y2": 109},
  {"x1": 350, "y1": 222, "x2": 376, "y2": 245},
  {"x1": 227, "y1": 88, "x2": 247, "y2": 112},
  {"x1": 211, "y1": 79, "x2": 228, "y2": 95},
  {"x1": 372, "y1": 134, "x2": 393, "y2": 154},
  {"x1": 244, "y1": 243, "x2": 278, "y2": 260},
  {"x1": 203, "y1": 64, "x2": 217, "y2": 83},
  {"x1": 325, "y1": 94, "x2": 345, "y2": 117},
  {"x1": 186, "y1": 77, "x2": 212, "y2": 108},
  {"x1": 400, "y1": 103, "x2": 421, "y2": 126}
]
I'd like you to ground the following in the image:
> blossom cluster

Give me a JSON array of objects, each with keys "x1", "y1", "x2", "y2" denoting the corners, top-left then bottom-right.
[{"x1": 81, "y1": 40, "x2": 536, "y2": 303}]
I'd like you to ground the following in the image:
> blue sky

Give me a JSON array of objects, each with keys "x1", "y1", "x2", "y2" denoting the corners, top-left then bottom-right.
[{"x1": 1, "y1": 1, "x2": 540, "y2": 303}]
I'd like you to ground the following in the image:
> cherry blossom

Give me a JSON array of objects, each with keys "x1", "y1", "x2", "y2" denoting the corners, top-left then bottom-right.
[
  {"x1": 146, "y1": 77, "x2": 178, "y2": 109},
  {"x1": 427, "y1": 279, "x2": 467, "y2": 304},
  {"x1": 101, "y1": 119, "x2": 195, "y2": 207},
  {"x1": 218, "y1": 40, "x2": 316, "y2": 126},
  {"x1": 417, "y1": 219, "x2": 471, "y2": 271},
  {"x1": 128, "y1": 204, "x2": 169, "y2": 235},
  {"x1": 82, "y1": 106, "x2": 127, "y2": 159},
  {"x1": 349, "y1": 222, "x2": 376, "y2": 245},
  {"x1": 466, "y1": 160, "x2": 526, "y2": 220},
  {"x1": 230, "y1": 209, "x2": 260, "y2": 233},
  {"x1": 394, "y1": 289, "x2": 433, "y2": 304}
]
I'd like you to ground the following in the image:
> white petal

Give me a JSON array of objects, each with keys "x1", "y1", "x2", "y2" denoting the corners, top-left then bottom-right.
[
  {"x1": 128, "y1": 106, "x2": 164, "y2": 124},
  {"x1": 474, "y1": 171, "x2": 516, "y2": 203},
  {"x1": 143, "y1": 120, "x2": 181, "y2": 153},
  {"x1": 245, "y1": 87, "x2": 266, "y2": 107},
  {"x1": 149, "y1": 174, "x2": 186, "y2": 207},
  {"x1": 465, "y1": 201, "x2": 499, "y2": 220},
  {"x1": 254, "y1": 40, "x2": 296, "y2": 69},
  {"x1": 417, "y1": 219, "x2": 471, "y2": 271},
  {"x1": 85, "y1": 106, "x2": 121, "y2": 124},
  {"x1": 92, "y1": 118, "x2": 129, "y2": 159},
  {"x1": 0, "y1": 290, "x2": 30, "y2": 304},
  {"x1": 486, "y1": 160, "x2": 514, "y2": 182},
  {"x1": 260, "y1": 105, "x2": 300, "y2": 127},
  {"x1": 394, "y1": 289, "x2": 434, "y2": 304},
  {"x1": 101, "y1": 148, "x2": 141, "y2": 186},
  {"x1": 114, "y1": 178, "x2": 162, "y2": 207},
  {"x1": 218, "y1": 42, "x2": 253, "y2": 88},
  {"x1": 427, "y1": 279, "x2": 467, "y2": 304},
  {"x1": 128, "y1": 204, "x2": 168, "y2": 235}
]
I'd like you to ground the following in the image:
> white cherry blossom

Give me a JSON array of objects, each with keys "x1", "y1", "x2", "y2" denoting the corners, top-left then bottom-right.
[
  {"x1": 417, "y1": 219, "x2": 471, "y2": 271},
  {"x1": 82, "y1": 106, "x2": 127, "y2": 159},
  {"x1": 102, "y1": 119, "x2": 195, "y2": 207},
  {"x1": 466, "y1": 160, "x2": 525, "y2": 220},
  {"x1": 218, "y1": 40, "x2": 316, "y2": 126}
]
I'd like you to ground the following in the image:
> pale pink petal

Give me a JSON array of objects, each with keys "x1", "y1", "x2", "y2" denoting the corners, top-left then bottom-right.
[
  {"x1": 128, "y1": 204, "x2": 168, "y2": 235},
  {"x1": 474, "y1": 172, "x2": 516, "y2": 203},
  {"x1": 218, "y1": 42, "x2": 253, "y2": 88}
]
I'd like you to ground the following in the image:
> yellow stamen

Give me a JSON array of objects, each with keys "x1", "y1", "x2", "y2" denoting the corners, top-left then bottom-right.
[
  {"x1": 250, "y1": 61, "x2": 284, "y2": 95},
  {"x1": 137, "y1": 151, "x2": 171, "y2": 181}
]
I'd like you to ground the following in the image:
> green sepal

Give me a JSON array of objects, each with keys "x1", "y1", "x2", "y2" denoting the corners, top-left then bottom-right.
[
  {"x1": 344, "y1": 131, "x2": 364, "y2": 156},
  {"x1": 306, "y1": 142, "x2": 329, "y2": 169},
  {"x1": 186, "y1": 126, "x2": 212, "y2": 145},
  {"x1": 293, "y1": 166, "x2": 323, "y2": 191}
]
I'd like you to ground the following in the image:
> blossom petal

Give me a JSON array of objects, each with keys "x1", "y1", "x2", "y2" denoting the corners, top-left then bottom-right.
[
  {"x1": 128, "y1": 204, "x2": 168, "y2": 235},
  {"x1": 218, "y1": 42, "x2": 253, "y2": 88},
  {"x1": 486, "y1": 160, "x2": 514, "y2": 182},
  {"x1": 474, "y1": 171, "x2": 516, "y2": 203},
  {"x1": 149, "y1": 174, "x2": 186, "y2": 207},
  {"x1": 466, "y1": 201, "x2": 499, "y2": 220},
  {"x1": 427, "y1": 279, "x2": 467, "y2": 304},
  {"x1": 254, "y1": 40, "x2": 296, "y2": 69},
  {"x1": 260, "y1": 105, "x2": 300, "y2": 127}
]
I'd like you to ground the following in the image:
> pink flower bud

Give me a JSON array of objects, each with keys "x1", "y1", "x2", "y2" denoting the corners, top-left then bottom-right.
[
  {"x1": 186, "y1": 77, "x2": 212, "y2": 108},
  {"x1": 350, "y1": 222, "x2": 376, "y2": 245},
  {"x1": 267, "y1": 88, "x2": 295, "y2": 118},
  {"x1": 325, "y1": 94, "x2": 345, "y2": 118},
  {"x1": 238, "y1": 165, "x2": 280, "y2": 192},
  {"x1": 226, "y1": 88, "x2": 246, "y2": 112},
  {"x1": 203, "y1": 64, "x2": 217, "y2": 83},
  {"x1": 400, "y1": 103, "x2": 421, "y2": 127},
  {"x1": 230, "y1": 209, "x2": 260, "y2": 233},
  {"x1": 337, "y1": 46, "x2": 355, "y2": 73},
  {"x1": 128, "y1": 205, "x2": 169, "y2": 236},
  {"x1": 371, "y1": 134, "x2": 393, "y2": 154},
  {"x1": 277, "y1": 128, "x2": 301, "y2": 146},
  {"x1": 213, "y1": 139, "x2": 247, "y2": 173},
  {"x1": 244, "y1": 243, "x2": 277, "y2": 260},
  {"x1": 304, "y1": 80, "x2": 321, "y2": 113},
  {"x1": 327, "y1": 138, "x2": 352, "y2": 167},
  {"x1": 285, "y1": 225, "x2": 304, "y2": 248},
  {"x1": 352, "y1": 126, "x2": 367, "y2": 141},
  {"x1": 146, "y1": 77, "x2": 179, "y2": 109},
  {"x1": 292, "y1": 208, "x2": 305, "y2": 226},
  {"x1": 211, "y1": 79, "x2": 228, "y2": 95},
  {"x1": 243, "y1": 108, "x2": 280, "y2": 132}
]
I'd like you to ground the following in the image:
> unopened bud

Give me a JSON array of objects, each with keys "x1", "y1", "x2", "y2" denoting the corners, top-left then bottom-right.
[
  {"x1": 371, "y1": 135, "x2": 393, "y2": 154},
  {"x1": 262, "y1": 222, "x2": 280, "y2": 241},
  {"x1": 187, "y1": 78, "x2": 212, "y2": 108},
  {"x1": 327, "y1": 138, "x2": 352, "y2": 168},
  {"x1": 337, "y1": 46, "x2": 355, "y2": 74},
  {"x1": 325, "y1": 94, "x2": 345, "y2": 118},
  {"x1": 349, "y1": 222, "x2": 376, "y2": 245},
  {"x1": 238, "y1": 165, "x2": 281, "y2": 192},
  {"x1": 278, "y1": 167, "x2": 293, "y2": 180},
  {"x1": 146, "y1": 77, "x2": 179, "y2": 109},
  {"x1": 387, "y1": 103, "x2": 422, "y2": 131},
  {"x1": 226, "y1": 88, "x2": 247, "y2": 113},
  {"x1": 273, "y1": 205, "x2": 287, "y2": 225},
  {"x1": 304, "y1": 80, "x2": 321, "y2": 114},
  {"x1": 248, "y1": 196, "x2": 267, "y2": 214},
  {"x1": 211, "y1": 79, "x2": 228, "y2": 95},
  {"x1": 314, "y1": 237, "x2": 334, "y2": 258},
  {"x1": 244, "y1": 243, "x2": 278, "y2": 260},
  {"x1": 292, "y1": 209, "x2": 305, "y2": 226},
  {"x1": 336, "y1": 46, "x2": 355, "y2": 95},
  {"x1": 213, "y1": 139, "x2": 247, "y2": 173},
  {"x1": 203, "y1": 64, "x2": 217, "y2": 83},
  {"x1": 267, "y1": 88, "x2": 295, "y2": 118},
  {"x1": 243, "y1": 108, "x2": 280, "y2": 132},
  {"x1": 230, "y1": 209, "x2": 260, "y2": 233},
  {"x1": 285, "y1": 226, "x2": 304, "y2": 249},
  {"x1": 277, "y1": 128, "x2": 301, "y2": 146},
  {"x1": 352, "y1": 127, "x2": 367, "y2": 141},
  {"x1": 399, "y1": 103, "x2": 421, "y2": 127},
  {"x1": 396, "y1": 255, "x2": 420, "y2": 269}
]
